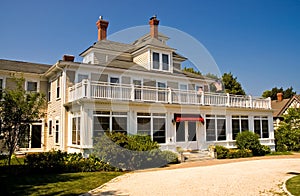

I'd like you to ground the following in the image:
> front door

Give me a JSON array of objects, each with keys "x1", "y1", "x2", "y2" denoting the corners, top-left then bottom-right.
[
  {"x1": 176, "y1": 121, "x2": 198, "y2": 149},
  {"x1": 31, "y1": 125, "x2": 42, "y2": 148}
]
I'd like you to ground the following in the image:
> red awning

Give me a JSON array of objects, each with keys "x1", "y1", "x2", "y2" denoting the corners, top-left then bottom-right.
[{"x1": 175, "y1": 117, "x2": 204, "y2": 123}]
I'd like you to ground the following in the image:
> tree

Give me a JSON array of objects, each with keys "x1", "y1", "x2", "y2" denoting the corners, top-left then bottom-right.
[
  {"x1": 262, "y1": 86, "x2": 296, "y2": 100},
  {"x1": 222, "y1": 72, "x2": 245, "y2": 95},
  {"x1": 275, "y1": 107, "x2": 300, "y2": 151},
  {"x1": 0, "y1": 78, "x2": 46, "y2": 166}
]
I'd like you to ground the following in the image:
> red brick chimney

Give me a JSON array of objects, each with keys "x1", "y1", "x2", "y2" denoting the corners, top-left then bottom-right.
[
  {"x1": 277, "y1": 92, "x2": 283, "y2": 102},
  {"x1": 96, "y1": 16, "x2": 109, "y2": 41},
  {"x1": 63, "y1": 55, "x2": 75, "y2": 62},
  {"x1": 149, "y1": 15, "x2": 159, "y2": 39}
]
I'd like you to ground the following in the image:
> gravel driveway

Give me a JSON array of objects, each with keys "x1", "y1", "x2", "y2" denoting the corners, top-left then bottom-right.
[{"x1": 90, "y1": 158, "x2": 300, "y2": 196}]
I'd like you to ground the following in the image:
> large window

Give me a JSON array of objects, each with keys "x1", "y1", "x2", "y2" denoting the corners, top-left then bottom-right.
[
  {"x1": 19, "y1": 124, "x2": 42, "y2": 149},
  {"x1": 26, "y1": 81, "x2": 38, "y2": 93},
  {"x1": 78, "y1": 74, "x2": 88, "y2": 83},
  {"x1": 206, "y1": 115, "x2": 226, "y2": 141},
  {"x1": 232, "y1": 116, "x2": 249, "y2": 140},
  {"x1": 137, "y1": 113, "x2": 166, "y2": 143},
  {"x1": 152, "y1": 52, "x2": 170, "y2": 71},
  {"x1": 254, "y1": 116, "x2": 269, "y2": 138},
  {"x1": 72, "y1": 117, "x2": 81, "y2": 145},
  {"x1": 93, "y1": 111, "x2": 127, "y2": 140}
]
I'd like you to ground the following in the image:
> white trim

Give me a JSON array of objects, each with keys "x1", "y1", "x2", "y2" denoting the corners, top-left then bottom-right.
[{"x1": 25, "y1": 79, "x2": 40, "y2": 93}]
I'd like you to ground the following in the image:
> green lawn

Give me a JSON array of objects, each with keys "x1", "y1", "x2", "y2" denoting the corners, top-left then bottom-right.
[
  {"x1": 0, "y1": 171, "x2": 123, "y2": 195},
  {"x1": 286, "y1": 174, "x2": 300, "y2": 196}
]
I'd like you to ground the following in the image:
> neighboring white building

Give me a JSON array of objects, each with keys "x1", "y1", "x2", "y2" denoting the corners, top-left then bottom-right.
[{"x1": 0, "y1": 16, "x2": 275, "y2": 155}]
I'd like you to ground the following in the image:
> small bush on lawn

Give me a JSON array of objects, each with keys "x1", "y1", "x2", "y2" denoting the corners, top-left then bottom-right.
[
  {"x1": 215, "y1": 145, "x2": 253, "y2": 159},
  {"x1": 226, "y1": 149, "x2": 253, "y2": 159},
  {"x1": 25, "y1": 150, "x2": 118, "y2": 174},
  {"x1": 215, "y1": 145, "x2": 229, "y2": 159},
  {"x1": 93, "y1": 132, "x2": 178, "y2": 170},
  {"x1": 235, "y1": 131, "x2": 271, "y2": 156}
]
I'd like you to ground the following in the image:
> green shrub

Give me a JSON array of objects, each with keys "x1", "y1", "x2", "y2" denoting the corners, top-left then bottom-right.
[
  {"x1": 235, "y1": 131, "x2": 270, "y2": 156},
  {"x1": 93, "y1": 132, "x2": 178, "y2": 170},
  {"x1": 215, "y1": 145, "x2": 229, "y2": 159},
  {"x1": 275, "y1": 128, "x2": 300, "y2": 152},
  {"x1": 25, "y1": 150, "x2": 118, "y2": 173},
  {"x1": 226, "y1": 149, "x2": 253, "y2": 159}
]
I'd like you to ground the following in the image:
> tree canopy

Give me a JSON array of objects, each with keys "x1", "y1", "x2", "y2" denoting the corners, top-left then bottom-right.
[
  {"x1": 0, "y1": 78, "x2": 46, "y2": 166},
  {"x1": 262, "y1": 87, "x2": 296, "y2": 100},
  {"x1": 222, "y1": 72, "x2": 245, "y2": 95},
  {"x1": 275, "y1": 107, "x2": 300, "y2": 151}
]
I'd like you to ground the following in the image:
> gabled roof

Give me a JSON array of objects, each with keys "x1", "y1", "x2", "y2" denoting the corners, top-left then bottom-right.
[
  {"x1": 0, "y1": 59, "x2": 51, "y2": 74},
  {"x1": 271, "y1": 95, "x2": 300, "y2": 117},
  {"x1": 133, "y1": 37, "x2": 174, "y2": 51}
]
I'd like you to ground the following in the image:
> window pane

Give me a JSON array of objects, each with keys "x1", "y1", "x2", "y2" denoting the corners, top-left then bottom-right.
[
  {"x1": 176, "y1": 122, "x2": 185, "y2": 142},
  {"x1": 254, "y1": 120, "x2": 261, "y2": 137},
  {"x1": 153, "y1": 52, "x2": 159, "y2": 69},
  {"x1": 78, "y1": 74, "x2": 88, "y2": 82},
  {"x1": 112, "y1": 117, "x2": 127, "y2": 134},
  {"x1": 241, "y1": 119, "x2": 249, "y2": 131},
  {"x1": 72, "y1": 118, "x2": 76, "y2": 144},
  {"x1": 77, "y1": 117, "x2": 81, "y2": 145},
  {"x1": 31, "y1": 125, "x2": 42, "y2": 148},
  {"x1": 93, "y1": 116, "x2": 109, "y2": 138},
  {"x1": 110, "y1": 77, "x2": 119, "y2": 84},
  {"x1": 162, "y1": 54, "x2": 169, "y2": 71},
  {"x1": 153, "y1": 118, "x2": 166, "y2": 143},
  {"x1": 206, "y1": 119, "x2": 216, "y2": 141},
  {"x1": 188, "y1": 122, "x2": 196, "y2": 141},
  {"x1": 217, "y1": 119, "x2": 226, "y2": 141},
  {"x1": 232, "y1": 119, "x2": 240, "y2": 140},
  {"x1": 49, "y1": 120, "x2": 52, "y2": 135},
  {"x1": 55, "y1": 120, "x2": 59, "y2": 143},
  {"x1": 27, "y1": 82, "x2": 37, "y2": 92},
  {"x1": 262, "y1": 120, "x2": 269, "y2": 138},
  {"x1": 137, "y1": 117, "x2": 151, "y2": 136}
]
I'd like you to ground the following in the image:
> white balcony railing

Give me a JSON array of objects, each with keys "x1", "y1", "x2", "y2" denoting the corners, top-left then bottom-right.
[{"x1": 68, "y1": 80, "x2": 271, "y2": 109}]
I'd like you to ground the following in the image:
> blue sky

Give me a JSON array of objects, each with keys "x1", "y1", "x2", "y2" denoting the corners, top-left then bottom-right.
[{"x1": 1, "y1": 0, "x2": 300, "y2": 96}]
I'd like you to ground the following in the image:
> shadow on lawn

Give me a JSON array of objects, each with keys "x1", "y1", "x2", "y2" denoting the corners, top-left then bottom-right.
[
  {"x1": 287, "y1": 172, "x2": 300, "y2": 175},
  {"x1": 0, "y1": 172, "x2": 84, "y2": 195}
]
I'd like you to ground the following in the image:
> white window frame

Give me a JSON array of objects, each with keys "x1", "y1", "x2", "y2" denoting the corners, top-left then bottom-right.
[
  {"x1": 205, "y1": 115, "x2": 227, "y2": 142},
  {"x1": 76, "y1": 73, "x2": 89, "y2": 83},
  {"x1": 151, "y1": 50, "x2": 172, "y2": 72},
  {"x1": 56, "y1": 77, "x2": 61, "y2": 100},
  {"x1": 71, "y1": 115, "x2": 81, "y2": 146},
  {"x1": 136, "y1": 112, "x2": 166, "y2": 144},
  {"x1": 19, "y1": 121, "x2": 44, "y2": 150},
  {"x1": 55, "y1": 118, "x2": 60, "y2": 145},
  {"x1": 231, "y1": 115, "x2": 249, "y2": 140},
  {"x1": 48, "y1": 119, "x2": 53, "y2": 136},
  {"x1": 254, "y1": 116, "x2": 269, "y2": 138},
  {"x1": 25, "y1": 80, "x2": 39, "y2": 93}
]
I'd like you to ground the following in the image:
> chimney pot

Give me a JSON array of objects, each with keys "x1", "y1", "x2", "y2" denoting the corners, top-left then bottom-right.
[
  {"x1": 96, "y1": 17, "x2": 109, "y2": 41},
  {"x1": 277, "y1": 92, "x2": 283, "y2": 102},
  {"x1": 149, "y1": 15, "x2": 159, "y2": 39},
  {"x1": 63, "y1": 55, "x2": 75, "y2": 62}
]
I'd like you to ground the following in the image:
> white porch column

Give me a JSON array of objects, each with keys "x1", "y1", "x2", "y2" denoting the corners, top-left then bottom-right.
[{"x1": 226, "y1": 115, "x2": 232, "y2": 141}]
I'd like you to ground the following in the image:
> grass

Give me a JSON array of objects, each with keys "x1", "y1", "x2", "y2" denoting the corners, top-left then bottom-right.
[
  {"x1": 266, "y1": 151, "x2": 293, "y2": 156},
  {"x1": 286, "y1": 174, "x2": 300, "y2": 196},
  {"x1": 0, "y1": 171, "x2": 123, "y2": 195}
]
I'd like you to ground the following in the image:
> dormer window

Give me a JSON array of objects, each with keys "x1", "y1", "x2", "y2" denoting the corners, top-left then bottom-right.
[{"x1": 151, "y1": 52, "x2": 170, "y2": 71}]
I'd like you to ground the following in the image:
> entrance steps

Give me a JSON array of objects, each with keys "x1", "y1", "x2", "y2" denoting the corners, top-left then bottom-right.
[{"x1": 181, "y1": 150, "x2": 214, "y2": 162}]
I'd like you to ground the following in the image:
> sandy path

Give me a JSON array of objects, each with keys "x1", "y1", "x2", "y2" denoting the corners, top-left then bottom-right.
[{"x1": 91, "y1": 158, "x2": 300, "y2": 196}]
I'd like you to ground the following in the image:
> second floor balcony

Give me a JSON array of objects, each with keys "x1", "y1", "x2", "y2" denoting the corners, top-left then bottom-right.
[{"x1": 68, "y1": 79, "x2": 271, "y2": 109}]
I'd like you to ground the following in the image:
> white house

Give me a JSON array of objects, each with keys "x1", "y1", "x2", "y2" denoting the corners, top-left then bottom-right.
[{"x1": 0, "y1": 16, "x2": 275, "y2": 155}]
